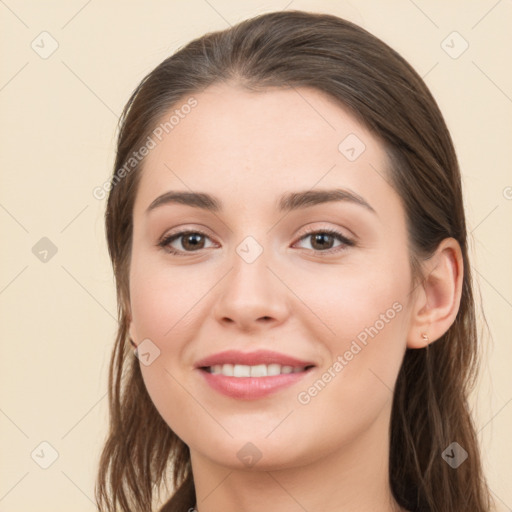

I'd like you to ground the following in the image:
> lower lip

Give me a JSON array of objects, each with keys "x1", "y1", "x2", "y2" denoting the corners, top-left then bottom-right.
[{"x1": 198, "y1": 368, "x2": 313, "y2": 400}]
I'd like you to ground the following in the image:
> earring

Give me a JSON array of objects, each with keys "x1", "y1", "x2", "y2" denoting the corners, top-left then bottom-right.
[{"x1": 421, "y1": 332, "x2": 429, "y2": 343}]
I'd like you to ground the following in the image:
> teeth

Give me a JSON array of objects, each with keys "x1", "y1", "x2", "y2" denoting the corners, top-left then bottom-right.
[
  {"x1": 233, "y1": 364, "x2": 251, "y2": 377},
  {"x1": 222, "y1": 363, "x2": 233, "y2": 376},
  {"x1": 267, "y1": 363, "x2": 281, "y2": 376},
  {"x1": 208, "y1": 363, "x2": 308, "y2": 377},
  {"x1": 250, "y1": 364, "x2": 267, "y2": 377}
]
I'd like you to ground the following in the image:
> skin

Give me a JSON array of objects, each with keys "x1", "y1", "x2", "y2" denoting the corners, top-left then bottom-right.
[{"x1": 128, "y1": 82, "x2": 463, "y2": 512}]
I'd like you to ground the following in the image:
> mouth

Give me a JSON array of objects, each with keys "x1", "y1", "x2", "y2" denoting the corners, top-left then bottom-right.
[{"x1": 195, "y1": 350, "x2": 316, "y2": 399}]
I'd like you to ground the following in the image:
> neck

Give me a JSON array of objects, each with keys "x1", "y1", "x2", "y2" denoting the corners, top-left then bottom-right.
[{"x1": 189, "y1": 404, "x2": 405, "y2": 512}]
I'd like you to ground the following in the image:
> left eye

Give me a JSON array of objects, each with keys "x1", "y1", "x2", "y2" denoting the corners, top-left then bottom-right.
[{"x1": 294, "y1": 229, "x2": 354, "y2": 253}]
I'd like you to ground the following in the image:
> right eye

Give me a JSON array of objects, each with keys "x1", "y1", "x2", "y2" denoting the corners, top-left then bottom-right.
[{"x1": 158, "y1": 230, "x2": 216, "y2": 256}]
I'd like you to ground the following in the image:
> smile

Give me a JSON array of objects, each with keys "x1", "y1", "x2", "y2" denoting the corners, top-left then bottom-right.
[{"x1": 195, "y1": 350, "x2": 316, "y2": 399}]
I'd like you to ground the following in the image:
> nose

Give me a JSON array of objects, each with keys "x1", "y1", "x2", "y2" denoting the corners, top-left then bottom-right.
[{"x1": 212, "y1": 248, "x2": 289, "y2": 332}]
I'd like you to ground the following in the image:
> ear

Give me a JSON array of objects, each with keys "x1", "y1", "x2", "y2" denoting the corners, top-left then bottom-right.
[{"x1": 407, "y1": 237, "x2": 464, "y2": 349}]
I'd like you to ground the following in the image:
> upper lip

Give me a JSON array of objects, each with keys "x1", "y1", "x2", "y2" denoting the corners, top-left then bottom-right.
[{"x1": 195, "y1": 350, "x2": 315, "y2": 369}]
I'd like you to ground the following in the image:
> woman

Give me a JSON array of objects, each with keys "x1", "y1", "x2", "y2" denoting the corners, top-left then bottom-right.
[{"x1": 95, "y1": 10, "x2": 493, "y2": 512}]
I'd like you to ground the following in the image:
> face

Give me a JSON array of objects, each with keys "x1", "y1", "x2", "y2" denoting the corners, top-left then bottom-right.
[{"x1": 128, "y1": 82, "x2": 416, "y2": 471}]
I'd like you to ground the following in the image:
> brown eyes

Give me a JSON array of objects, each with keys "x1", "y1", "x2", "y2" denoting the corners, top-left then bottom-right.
[{"x1": 158, "y1": 228, "x2": 355, "y2": 257}]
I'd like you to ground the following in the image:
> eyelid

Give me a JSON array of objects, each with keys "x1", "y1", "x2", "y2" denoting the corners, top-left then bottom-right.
[
  {"x1": 157, "y1": 225, "x2": 212, "y2": 244},
  {"x1": 296, "y1": 223, "x2": 354, "y2": 241}
]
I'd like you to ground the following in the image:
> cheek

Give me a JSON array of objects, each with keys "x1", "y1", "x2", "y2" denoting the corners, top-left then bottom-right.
[
  {"x1": 128, "y1": 261, "x2": 216, "y2": 444},
  {"x1": 290, "y1": 254, "x2": 410, "y2": 348},
  {"x1": 304, "y1": 284, "x2": 407, "y2": 395},
  {"x1": 290, "y1": 278, "x2": 409, "y2": 459},
  {"x1": 129, "y1": 254, "x2": 210, "y2": 342},
  {"x1": 291, "y1": 249, "x2": 411, "y2": 406}
]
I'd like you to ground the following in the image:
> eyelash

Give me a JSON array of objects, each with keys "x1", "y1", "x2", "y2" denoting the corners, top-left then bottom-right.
[{"x1": 157, "y1": 227, "x2": 355, "y2": 257}]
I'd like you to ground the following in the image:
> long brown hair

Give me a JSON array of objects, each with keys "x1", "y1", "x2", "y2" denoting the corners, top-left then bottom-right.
[{"x1": 96, "y1": 10, "x2": 492, "y2": 512}]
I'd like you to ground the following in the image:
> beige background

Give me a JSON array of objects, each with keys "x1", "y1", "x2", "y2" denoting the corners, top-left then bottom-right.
[{"x1": 0, "y1": 1, "x2": 511, "y2": 510}]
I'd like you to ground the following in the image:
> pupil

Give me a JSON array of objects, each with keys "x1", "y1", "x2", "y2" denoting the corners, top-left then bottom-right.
[
  {"x1": 313, "y1": 233, "x2": 332, "y2": 250},
  {"x1": 184, "y1": 233, "x2": 203, "y2": 250}
]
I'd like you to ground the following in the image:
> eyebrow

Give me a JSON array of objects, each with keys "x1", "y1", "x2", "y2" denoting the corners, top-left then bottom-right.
[{"x1": 146, "y1": 188, "x2": 377, "y2": 215}]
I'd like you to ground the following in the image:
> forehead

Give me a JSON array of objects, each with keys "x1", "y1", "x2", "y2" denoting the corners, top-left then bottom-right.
[{"x1": 133, "y1": 83, "x2": 397, "y2": 217}]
